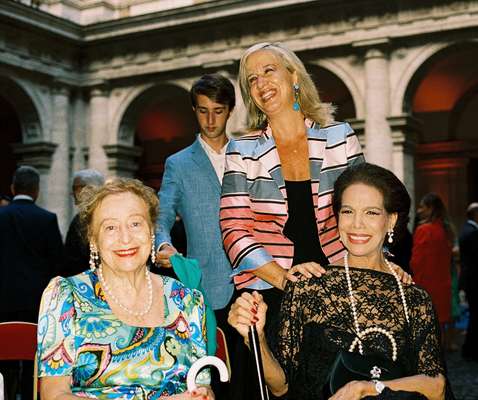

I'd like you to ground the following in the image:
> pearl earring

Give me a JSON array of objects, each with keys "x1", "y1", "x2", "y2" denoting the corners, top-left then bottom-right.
[
  {"x1": 151, "y1": 233, "x2": 156, "y2": 264},
  {"x1": 89, "y1": 243, "x2": 99, "y2": 271},
  {"x1": 387, "y1": 229, "x2": 394, "y2": 244}
]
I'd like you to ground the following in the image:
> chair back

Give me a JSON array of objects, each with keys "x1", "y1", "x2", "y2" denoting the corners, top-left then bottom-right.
[
  {"x1": 0, "y1": 321, "x2": 37, "y2": 361},
  {"x1": 215, "y1": 327, "x2": 231, "y2": 377},
  {"x1": 0, "y1": 321, "x2": 38, "y2": 400}
]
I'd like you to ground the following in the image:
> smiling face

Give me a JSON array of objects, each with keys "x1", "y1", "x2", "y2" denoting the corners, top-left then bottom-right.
[
  {"x1": 194, "y1": 94, "x2": 231, "y2": 142},
  {"x1": 338, "y1": 183, "x2": 397, "y2": 266},
  {"x1": 245, "y1": 49, "x2": 297, "y2": 118},
  {"x1": 91, "y1": 191, "x2": 152, "y2": 274}
]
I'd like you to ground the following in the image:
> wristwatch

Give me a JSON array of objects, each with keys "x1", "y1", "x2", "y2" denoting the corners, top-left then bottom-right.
[{"x1": 374, "y1": 380, "x2": 386, "y2": 394}]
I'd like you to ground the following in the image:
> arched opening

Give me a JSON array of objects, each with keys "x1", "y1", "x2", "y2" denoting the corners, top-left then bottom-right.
[
  {"x1": 307, "y1": 65, "x2": 356, "y2": 122},
  {"x1": 0, "y1": 96, "x2": 22, "y2": 197},
  {"x1": 405, "y1": 42, "x2": 478, "y2": 227},
  {"x1": 0, "y1": 77, "x2": 40, "y2": 198},
  {"x1": 121, "y1": 84, "x2": 198, "y2": 190}
]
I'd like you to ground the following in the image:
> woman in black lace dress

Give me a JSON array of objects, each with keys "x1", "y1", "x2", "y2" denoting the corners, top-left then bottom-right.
[{"x1": 228, "y1": 163, "x2": 453, "y2": 400}]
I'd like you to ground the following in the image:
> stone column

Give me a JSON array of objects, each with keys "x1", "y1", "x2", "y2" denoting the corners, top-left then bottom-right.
[
  {"x1": 47, "y1": 84, "x2": 71, "y2": 235},
  {"x1": 388, "y1": 115, "x2": 420, "y2": 224},
  {"x1": 88, "y1": 85, "x2": 110, "y2": 175},
  {"x1": 71, "y1": 90, "x2": 88, "y2": 172},
  {"x1": 364, "y1": 47, "x2": 393, "y2": 169}
]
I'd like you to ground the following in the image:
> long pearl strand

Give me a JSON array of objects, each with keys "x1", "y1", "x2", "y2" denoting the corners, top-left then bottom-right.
[
  {"x1": 344, "y1": 252, "x2": 409, "y2": 361},
  {"x1": 98, "y1": 265, "x2": 153, "y2": 318}
]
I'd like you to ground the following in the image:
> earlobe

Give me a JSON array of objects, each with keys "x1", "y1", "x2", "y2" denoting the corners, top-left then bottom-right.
[{"x1": 390, "y1": 213, "x2": 398, "y2": 230}]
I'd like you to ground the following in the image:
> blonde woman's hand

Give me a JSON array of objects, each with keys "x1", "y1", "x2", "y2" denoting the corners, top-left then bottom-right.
[
  {"x1": 285, "y1": 262, "x2": 326, "y2": 284},
  {"x1": 228, "y1": 291, "x2": 267, "y2": 341},
  {"x1": 389, "y1": 262, "x2": 414, "y2": 285},
  {"x1": 328, "y1": 380, "x2": 373, "y2": 400}
]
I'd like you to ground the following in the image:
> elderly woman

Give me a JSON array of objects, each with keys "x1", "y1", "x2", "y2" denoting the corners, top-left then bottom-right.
[
  {"x1": 37, "y1": 178, "x2": 213, "y2": 400},
  {"x1": 229, "y1": 163, "x2": 453, "y2": 400}
]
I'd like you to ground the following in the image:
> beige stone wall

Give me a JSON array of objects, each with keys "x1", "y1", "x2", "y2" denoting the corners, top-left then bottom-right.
[{"x1": 2, "y1": 0, "x2": 478, "y2": 233}]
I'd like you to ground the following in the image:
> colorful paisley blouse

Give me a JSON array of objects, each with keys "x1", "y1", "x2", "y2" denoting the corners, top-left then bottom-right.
[{"x1": 37, "y1": 270, "x2": 210, "y2": 399}]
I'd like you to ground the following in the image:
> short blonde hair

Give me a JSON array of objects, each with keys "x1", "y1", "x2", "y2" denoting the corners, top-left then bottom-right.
[
  {"x1": 239, "y1": 42, "x2": 335, "y2": 130},
  {"x1": 79, "y1": 177, "x2": 159, "y2": 242}
]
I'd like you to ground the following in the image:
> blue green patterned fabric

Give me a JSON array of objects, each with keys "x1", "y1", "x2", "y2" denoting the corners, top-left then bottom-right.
[
  {"x1": 37, "y1": 270, "x2": 210, "y2": 399},
  {"x1": 170, "y1": 254, "x2": 217, "y2": 355}
]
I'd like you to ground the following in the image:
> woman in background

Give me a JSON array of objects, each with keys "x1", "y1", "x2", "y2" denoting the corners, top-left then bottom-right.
[{"x1": 411, "y1": 192, "x2": 454, "y2": 340}]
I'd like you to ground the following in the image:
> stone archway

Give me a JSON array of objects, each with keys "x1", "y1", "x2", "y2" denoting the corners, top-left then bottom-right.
[
  {"x1": 119, "y1": 84, "x2": 198, "y2": 190},
  {"x1": 306, "y1": 64, "x2": 357, "y2": 122},
  {"x1": 404, "y1": 42, "x2": 478, "y2": 228},
  {"x1": 0, "y1": 76, "x2": 44, "y2": 196},
  {"x1": 0, "y1": 95, "x2": 22, "y2": 196}
]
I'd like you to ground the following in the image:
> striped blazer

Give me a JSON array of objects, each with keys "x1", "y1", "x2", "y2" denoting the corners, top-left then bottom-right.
[{"x1": 220, "y1": 120, "x2": 364, "y2": 290}]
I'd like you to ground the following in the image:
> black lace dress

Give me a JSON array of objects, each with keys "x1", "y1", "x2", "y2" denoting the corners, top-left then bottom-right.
[{"x1": 270, "y1": 267, "x2": 454, "y2": 400}]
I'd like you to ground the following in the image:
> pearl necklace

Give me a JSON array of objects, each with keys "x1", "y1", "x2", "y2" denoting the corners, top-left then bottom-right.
[
  {"x1": 98, "y1": 265, "x2": 153, "y2": 318},
  {"x1": 344, "y1": 252, "x2": 409, "y2": 361}
]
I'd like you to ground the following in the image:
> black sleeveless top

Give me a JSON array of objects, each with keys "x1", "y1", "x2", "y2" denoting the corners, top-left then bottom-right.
[{"x1": 283, "y1": 180, "x2": 328, "y2": 266}]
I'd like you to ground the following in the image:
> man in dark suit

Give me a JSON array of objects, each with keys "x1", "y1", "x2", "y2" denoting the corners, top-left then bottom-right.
[
  {"x1": 62, "y1": 169, "x2": 104, "y2": 277},
  {"x1": 459, "y1": 202, "x2": 478, "y2": 362},
  {"x1": 0, "y1": 165, "x2": 64, "y2": 399}
]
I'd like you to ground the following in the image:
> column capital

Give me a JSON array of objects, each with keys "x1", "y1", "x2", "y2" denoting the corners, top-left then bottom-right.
[
  {"x1": 353, "y1": 37, "x2": 390, "y2": 49},
  {"x1": 103, "y1": 144, "x2": 142, "y2": 177},
  {"x1": 11, "y1": 141, "x2": 58, "y2": 172},
  {"x1": 89, "y1": 82, "x2": 111, "y2": 97},
  {"x1": 51, "y1": 81, "x2": 71, "y2": 97},
  {"x1": 353, "y1": 38, "x2": 391, "y2": 61}
]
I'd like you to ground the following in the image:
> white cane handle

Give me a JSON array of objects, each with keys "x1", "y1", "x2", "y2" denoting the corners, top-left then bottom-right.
[
  {"x1": 186, "y1": 355, "x2": 229, "y2": 392},
  {"x1": 0, "y1": 372, "x2": 4, "y2": 400}
]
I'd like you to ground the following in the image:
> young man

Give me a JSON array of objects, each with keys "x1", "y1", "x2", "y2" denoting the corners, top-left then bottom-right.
[{"x1": 155, "y1": 73, "x2": 235, "y2": 328}]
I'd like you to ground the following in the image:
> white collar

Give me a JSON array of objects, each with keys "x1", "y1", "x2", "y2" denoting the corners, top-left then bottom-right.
[
  {"x1": 467, "y1": 219, "x2": 478, "y2": 230},
  {"x1": 198, "y1": 135, "x2": 229, "y2": 155},
  {"x1": 13, "y1": 194, "x2": 34, "y2": 201}
]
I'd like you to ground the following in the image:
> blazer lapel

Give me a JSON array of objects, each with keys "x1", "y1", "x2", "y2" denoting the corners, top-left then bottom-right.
[
  {"x1": 307, "y1": 121, "x2": 323, "y2": 185},
  {"x1": 190, "y1": 137, "x2": 221, "y2": 191},
  {"x1": 252, "y1": 129, "x2": 286, "y2": 199}
]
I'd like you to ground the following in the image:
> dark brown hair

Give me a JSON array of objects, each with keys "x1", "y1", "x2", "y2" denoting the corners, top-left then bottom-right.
[{"x1": 333, "y1": 163, "x2": 411, "y2": 240}]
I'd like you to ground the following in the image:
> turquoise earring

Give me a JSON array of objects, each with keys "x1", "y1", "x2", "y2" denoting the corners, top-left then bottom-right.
[{"x1": 293, "y1": 83, "x2": 300, "y2": 111}]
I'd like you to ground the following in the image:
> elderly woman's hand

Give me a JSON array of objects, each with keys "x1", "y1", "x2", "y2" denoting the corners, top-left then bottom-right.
[
  {"x1": 168, "y1": 386, "x2": 214, "y2": 399},
  {"x1": 190, "y1": 385, "x2": 214, "y2": 400},
  {"x1": 285, "y1": 262, "x2": 326, "y2": 284},
  {"x1": 228, "y1": 291, "x2": 267, "y2": 341}
]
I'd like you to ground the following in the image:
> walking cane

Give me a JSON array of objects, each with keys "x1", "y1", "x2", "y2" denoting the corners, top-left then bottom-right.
[{"x1": 249, "y1": 324, "x2": 270, "y2": 400}]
